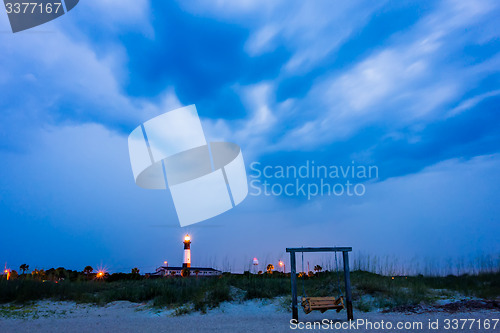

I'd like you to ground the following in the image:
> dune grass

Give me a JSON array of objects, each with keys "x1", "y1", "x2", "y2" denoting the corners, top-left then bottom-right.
[
  {"x1": 0, "y1": 278, "x2": 231, "y2": 310},
  {"x1": 1, "y1": 271, "x2": 498, "y2": 314}
]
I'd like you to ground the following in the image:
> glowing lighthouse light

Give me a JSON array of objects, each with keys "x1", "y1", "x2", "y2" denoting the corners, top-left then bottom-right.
[{"x1": 183, "y1": 234, "x2": 191, "y2": 268}]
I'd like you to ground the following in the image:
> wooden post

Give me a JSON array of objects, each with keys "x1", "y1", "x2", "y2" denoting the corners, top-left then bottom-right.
[
  {"x1": 290, "y1": 251, "x2": 298, "y2": 321},
  {"x1": 342, "y1": 251, "x2": 353, "y2": 321}
]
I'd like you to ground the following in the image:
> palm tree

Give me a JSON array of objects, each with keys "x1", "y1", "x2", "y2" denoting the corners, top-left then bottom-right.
[
  {"x1": 19, "y1": 264, "x2": 29, "y2": 275},
  {"x1": 131, "y1": 267, "x2": 140, "y2": 275},
  {"x1": 32, "y1": 269, "x2": 45, "y2": 280},
  {"x1": 314, "y1": 265, "x2": 323, "y2": 274},
  {"x1": 266, "y1": 264, "x2": 274, "y2": 274},
  {"x1": 55, "y1": 267, "x2": 67, "y2": 280},
  {"x1": 83, "y1": 266, "x2": 93, "y2": 276},
  {"x1": 10, "y1": 270, "x2": 18, "y2": 280},
  {"x1": 181, "y1": 268, "x2": 190, "y2": 277}
]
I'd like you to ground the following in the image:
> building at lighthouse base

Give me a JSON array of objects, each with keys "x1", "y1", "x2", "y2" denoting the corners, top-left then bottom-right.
[{"x1": 153, "y1": 266, "x2": 221, "y2": 277}]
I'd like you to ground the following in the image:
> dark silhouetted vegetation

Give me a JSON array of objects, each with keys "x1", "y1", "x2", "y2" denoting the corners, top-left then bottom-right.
[{"x1": 1, "y1": 269, "x2": 498, "y2": 314}]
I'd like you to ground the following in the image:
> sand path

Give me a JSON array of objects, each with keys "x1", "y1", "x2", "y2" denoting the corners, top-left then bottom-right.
[{"x1": 0, "y1": 300, "x2": 498, "y2": 332}]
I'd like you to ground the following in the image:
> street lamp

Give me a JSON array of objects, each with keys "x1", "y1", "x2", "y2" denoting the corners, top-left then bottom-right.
[
  {"x1": 162, "y1": 261, "x2": 169, "y2": 277},
  {"x1": 279, "y1": 260, "x2": 285, "y2": 273}
]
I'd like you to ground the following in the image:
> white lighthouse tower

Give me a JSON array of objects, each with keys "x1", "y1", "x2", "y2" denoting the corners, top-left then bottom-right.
[
  {"x1": 252, "y1": 257, "x2": 259, "y2": 274},
  {"x1": 183, "y1": 234, "x2": 191, "y2": 268}
]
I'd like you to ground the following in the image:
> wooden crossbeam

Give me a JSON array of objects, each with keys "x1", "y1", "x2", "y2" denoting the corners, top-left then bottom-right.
[{"x1": 286, "y1": 247, "x2": 352, "y2": 253}]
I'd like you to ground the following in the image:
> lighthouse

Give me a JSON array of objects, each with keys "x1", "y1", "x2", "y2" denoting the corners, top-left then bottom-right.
[
  {"x1": 152, "y1": 234, "x2": 222, "y2": 277},
  {"x1": 183, "y1": 234, "x2": 191, "y2": 268}
]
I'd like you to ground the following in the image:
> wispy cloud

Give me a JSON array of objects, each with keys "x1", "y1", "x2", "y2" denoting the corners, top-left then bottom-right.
[
  {"x1": 271, "y1": 0, "x2": 500, "y2": 152},
  {"x1": 447, "y1": 89, "x2": 500, "y2": 118}
]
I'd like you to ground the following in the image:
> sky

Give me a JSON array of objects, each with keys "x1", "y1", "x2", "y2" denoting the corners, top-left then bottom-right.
[{"x1": 0, "y1": 0, "x2": 499, "y2": 275}]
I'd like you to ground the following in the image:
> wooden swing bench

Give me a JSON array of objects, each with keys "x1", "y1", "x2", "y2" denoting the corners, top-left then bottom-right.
[{"x1": 301, "y1": 296, "x2": 344, "y2": 314}]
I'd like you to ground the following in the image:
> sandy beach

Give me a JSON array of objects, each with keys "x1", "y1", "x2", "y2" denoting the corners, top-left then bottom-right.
[{"x1": 1, "y1": 299, "x2": 498, "y2": 333}]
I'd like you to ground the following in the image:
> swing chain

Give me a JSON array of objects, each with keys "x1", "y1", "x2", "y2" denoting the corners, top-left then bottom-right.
[
  {"x1": 301, "y1": 249, "x2": 307, "y2": 298},
  {"x1": 301, "y1": 247, "x2": 342, "y2": 299},
  {"x1": 334, "y1": 249, "x2": 343, "y2": 297}
]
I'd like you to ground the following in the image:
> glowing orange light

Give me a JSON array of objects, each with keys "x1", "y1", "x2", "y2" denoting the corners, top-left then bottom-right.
[
  {"x1": 184, "y1": 234, "x2": 190, "y2": 242},
  {"x1": 279, "y1": 261, "x2": 283, "y2": 266},
  {"x1": 164, "y1": 261, "x2": 168, "y2": 265}
]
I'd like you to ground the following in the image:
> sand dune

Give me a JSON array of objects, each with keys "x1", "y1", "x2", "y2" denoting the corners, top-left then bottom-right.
[{"x1": 0, "y1": 299, "x2": 498, "y2": 333}]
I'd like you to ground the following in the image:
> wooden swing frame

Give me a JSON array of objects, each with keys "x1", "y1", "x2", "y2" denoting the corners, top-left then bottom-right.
[{"x1": 286, "y1": 247, "x2": 353, "y2": 321}]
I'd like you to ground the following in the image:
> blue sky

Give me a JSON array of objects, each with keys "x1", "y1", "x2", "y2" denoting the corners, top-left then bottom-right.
[{"x1": 0, "y1": 0, "x2": 499, "y2": 274}]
